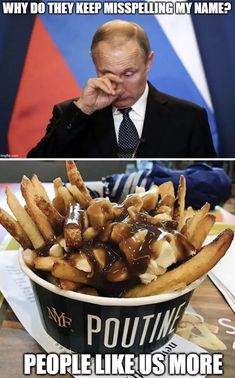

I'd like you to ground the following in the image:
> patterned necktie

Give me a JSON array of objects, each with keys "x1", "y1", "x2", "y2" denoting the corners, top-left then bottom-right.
[{"x1": 118, "y1": 107, "x2": 140, "y2": 158}]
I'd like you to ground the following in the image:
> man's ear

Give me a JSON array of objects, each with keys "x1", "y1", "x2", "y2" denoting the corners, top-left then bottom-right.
[{"x1": 146, "y1": 51, "x2": 154, "y2": 73}]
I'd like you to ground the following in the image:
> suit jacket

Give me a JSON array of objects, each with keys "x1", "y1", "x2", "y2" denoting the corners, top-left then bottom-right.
[{"x1": 27, "y1": 82, "x2": 217, "y2": 158}]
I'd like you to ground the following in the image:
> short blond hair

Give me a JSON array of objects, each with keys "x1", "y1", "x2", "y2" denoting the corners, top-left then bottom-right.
[{"x1": 90, "y1": 20, "x2": 151, "y2": 62}]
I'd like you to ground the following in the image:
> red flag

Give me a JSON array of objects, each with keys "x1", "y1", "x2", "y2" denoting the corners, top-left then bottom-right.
[{"x1": 8, "y1": 16, "x2": 81, "y2": 157}]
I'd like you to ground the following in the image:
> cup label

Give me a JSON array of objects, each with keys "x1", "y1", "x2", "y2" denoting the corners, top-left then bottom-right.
[
  {"x1": 47, "y1": 306, "x2": 73, "y2": 328},
  {"x1": 33, "y1": 282, "x2": 193, "y2": 354},
  {"x1": 87, "y1": 301, "x2": 186, "y2": 348}
]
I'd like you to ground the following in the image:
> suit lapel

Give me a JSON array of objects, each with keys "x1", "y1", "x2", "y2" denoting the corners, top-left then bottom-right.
[
  {"x1": 139, "y1": 83, "x2": 169, "y2": 156},
  {"x1": 93, "y1": 106, "x2": 118, "y2": 157},
  {"x1": 92, "y1": 83, "x2": 169, "y2": 158}
]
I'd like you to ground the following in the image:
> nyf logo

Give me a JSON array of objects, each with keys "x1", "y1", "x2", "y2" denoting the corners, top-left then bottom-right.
[{"x1": 47, "y1": 306, "x2": 72, "y2": 328}]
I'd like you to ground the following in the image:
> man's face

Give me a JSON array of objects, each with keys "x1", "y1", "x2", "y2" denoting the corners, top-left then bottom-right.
[{"x1": 93, "y1": 39, "x2": 154, "y2": 108}]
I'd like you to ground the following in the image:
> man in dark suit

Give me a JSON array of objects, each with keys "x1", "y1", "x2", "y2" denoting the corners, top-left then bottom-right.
[{"x1": 27, "y1": 20, "x2": 216, "y2": 158}]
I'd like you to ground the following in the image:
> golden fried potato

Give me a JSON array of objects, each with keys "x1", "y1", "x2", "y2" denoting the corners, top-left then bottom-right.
[
  {"x1": 124, "y1": 229, "x2": 234, "y2": 297},
  {"x1": 52, "y1": 260, "x2": 89, "y2": 284},
  {"x1": 66, "y1": 160, "x2": 92, "y2": 202},
  {"x1": 173, "y1": 175, "x2": 186, "y2": 231},
  {"x1": 35, "y1": 196, "x2": 64, "y2": 236},
  {"x1": 0, "y1": 207, "x2": 32, "y2": 249},
  {"x1": 6, "y1": 186, "x2": 44, "y2": 249},
  {"x1": 21, "y1": 176, "x2": 55, "y2": 243}
]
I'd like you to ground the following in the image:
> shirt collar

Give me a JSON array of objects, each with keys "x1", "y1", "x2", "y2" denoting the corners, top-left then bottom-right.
[{"x1": 112, "y1": 82, "x2": 149, "y2": 116}]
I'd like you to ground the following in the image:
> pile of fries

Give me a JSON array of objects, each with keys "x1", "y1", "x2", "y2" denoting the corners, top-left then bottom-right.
[{"x1": 0, "y1": 161, "x2": 233, "y2": 297}]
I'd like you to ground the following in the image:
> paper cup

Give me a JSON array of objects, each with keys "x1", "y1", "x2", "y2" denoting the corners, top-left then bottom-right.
[{"x1": 19, "y1": 251, "x2": 204, "y2": 355}]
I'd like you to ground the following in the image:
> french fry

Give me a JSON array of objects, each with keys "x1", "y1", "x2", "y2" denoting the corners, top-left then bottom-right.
[
  {"x1": 157, "y1": 194, "x2": 175, "y2": 216},
  {"x1": 155, "y1": 205, "x2": 172, "y2": 216},
  {"x1": 24, "y1": 205, "x2": 35, "y2": 221},
  {"x1": 58, "y1": 279, "x2": 80, "y2": 291},
  {"x1": 52, "y1": 195, "x2": 66, "y2": 216},
  {"x1": 66, "y1": 160, "x2": 92, "y2": 202},
  {"x1": 64, "y1": 227, "x2": 82, "y2": 249},
  {"x1": 0, "y1": 207, "x2": 33, "y2": 249},
  {"x1": 183, "y1": 206, "x2": 195, "y2": 225},
  {"x1": 35, "y1": 195, "x2": 64, "y2": 236},
  {"x1": 64, "y1": 203, "x2": 83, "y2": 248},
  {"x1": 123, "y1": 194, "x2": 143, "y2": 211},
  {"x1": 124, "y1": 229, "x2": 234, "y2": 297},
  {"x1": 6, "y1": 186, "x2": 44, "y2": 249},
  {"x1": 67, "y1": 184, "x2": 90, "y2": 209},
  {"x1": 173, "y1": 175, "x2": 186, "y2": 231},
  {"x1": 21, "y1": 176, "x2": 55, "y2": 243},
  {"x1": 53, "y1": 177, "x2": 64, "y2": 197},
  {"x1": 140, "y1": 185, "x2": 158, "y2": 212},
  {"x1": 52, "y1": 260, "x2": 89, "y2": 284},
  {"x1": 158, "y1": 181, "x2": 175, "y2": 199},
  {"x1": 34, "y1": 256, "x2": 62, "y2": 271},
  {"x1": 181, "y1": 202, "x2": 210, "y2": 242},
  {"x1": 57, "y1": 186, "x2": 74, "y2": 212},
  {"x1": 31, "y1": 174, "x2": 51, "y2": 203},
  {"x1": 153, "y1": 213, "x2": 172, "y2": 222},
  {"x1": 127, "y1": 205, "x2": 172, "y2": 225},
  {"x1": 189, "y1": 213, "x2": 216, "y2": 249},
  {"x1": 53, "y1": 177, "x2": 68, "y2": 214}
]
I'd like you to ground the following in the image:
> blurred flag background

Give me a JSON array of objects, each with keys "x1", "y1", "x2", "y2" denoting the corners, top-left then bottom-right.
[{"x1": 0, "y1": 0, "x2": 234, "y2": 157}]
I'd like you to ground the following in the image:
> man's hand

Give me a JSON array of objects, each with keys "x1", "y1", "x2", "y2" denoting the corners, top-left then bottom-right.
[{"x1": 74, "y1": 74, "x2": 123, "y2": 115}]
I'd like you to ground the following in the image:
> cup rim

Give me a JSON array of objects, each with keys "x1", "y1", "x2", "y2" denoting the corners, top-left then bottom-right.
[{"x1": 19, "y1": 250, "x2": 205, "y2": 307}]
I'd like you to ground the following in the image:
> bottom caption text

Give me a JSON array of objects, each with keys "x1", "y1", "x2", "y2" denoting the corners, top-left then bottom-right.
[{"x1": 23, "y1": 352, "x2": 224, "y2": 375}]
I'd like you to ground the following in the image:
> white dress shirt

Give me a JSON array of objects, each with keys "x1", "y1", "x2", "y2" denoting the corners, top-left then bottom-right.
[{"x1": 112, "y1": 83, "x2": 149, "y2": 142}]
